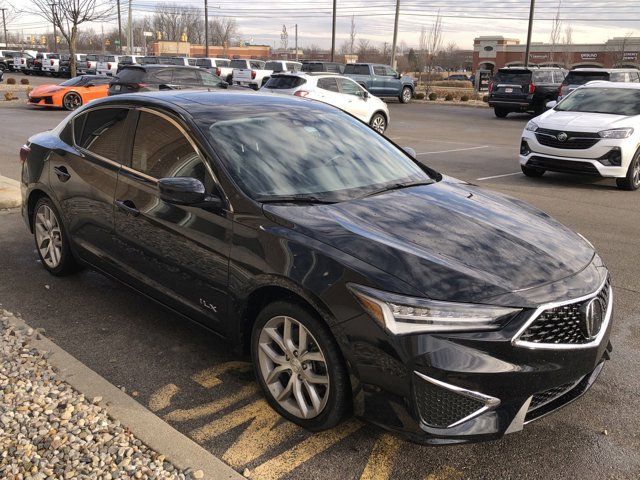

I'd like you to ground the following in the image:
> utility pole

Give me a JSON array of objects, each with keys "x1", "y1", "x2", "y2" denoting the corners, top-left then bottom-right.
[
  {"x1": 117, "y1": 0, "x2": 123, "y2": 55},
  {"x1": 127, "y1": 0, "x2": 133, "y2": 55},
  {"x1": 330, "y1": 0, "x2": 336, "y2": 61},
  {"x1": 295, "y1": 24, "x2": 298, "y2": 61},
  {"x1": 0, "y1": 9, "x2": 7, "y2": 49},
  {"x1": 524, "y1": 0, "x2": 535, "y2": 67},
  {"x1": 49, "y1": 3, "x2": 57, "y2": 53},
  {"x1": 390, "y1": 0, "x2": 400, "y2": 68},
  {"x1": 204, "y1": 0, "x2": 209, "y2": 57}
]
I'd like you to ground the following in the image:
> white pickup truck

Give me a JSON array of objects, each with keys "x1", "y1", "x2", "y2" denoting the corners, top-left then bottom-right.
[
  {"x1": 78, "y1": 54, "x2": 102, "y2": 75},
  {"x1": 196, "y1": 58, "x2": 234, "y2": 83},
  {"x1": 232, "y1": 59, "x2": 302, "y2": 89},
  {"x1": 12, "y1": 51, "x2": 37, "y2": 73},
  {"x1": 97, "y1": 55, "x2": 121, "y2": 76},
  {"x1": 41, "y1": 53, "x2": 61, "y2": 76}
]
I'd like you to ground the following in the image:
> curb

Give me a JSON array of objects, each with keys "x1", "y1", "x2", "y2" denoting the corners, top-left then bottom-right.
[
  {"x1": 4, "y1": 311, "x2": 244, "y2": 480},
  {"x1": 0, "y1": 175, "x2": 21, "y2": 209}
]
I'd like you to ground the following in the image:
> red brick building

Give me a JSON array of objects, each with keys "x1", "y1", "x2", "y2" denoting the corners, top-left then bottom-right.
[
  {"x1": 473, "y1": 36, "x2": 640, "y2": 72},
  {"x1": 150, "y1": 41, "x2": 271, "y2": 59}
]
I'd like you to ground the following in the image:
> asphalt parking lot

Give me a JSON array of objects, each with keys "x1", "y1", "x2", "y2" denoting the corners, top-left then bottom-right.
[{"x1": 1, "y1": 99, "x2": 639, "y2": 479}]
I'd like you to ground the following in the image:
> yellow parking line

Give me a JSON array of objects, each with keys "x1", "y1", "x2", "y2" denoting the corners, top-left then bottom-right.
[
  {"x1": 359, "y1": 433, "x2": 402, "y2": 480},
  {"x1": 248, "y1": 419, "x2": 363, "y2": 480},
  {"x1": 191, "y1": 399, "x2": 299, "y2": 468},
  {"x1": 148, "y1": 384, "x2": 179, "y2": 412},
  {"x1": 191, "y1": 361, "x2": 253, "y2": 388},
  {"x1": 164, "y1": 383, "x2": 258, "y2": 422}
]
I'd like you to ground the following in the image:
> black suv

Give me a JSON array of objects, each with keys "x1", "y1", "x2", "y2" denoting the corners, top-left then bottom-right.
[
  {"x1": 108, "y1": 65, "x2": 229, "y2": 95},
  {"x1": 488, "y1": 67, "x2": 566, "y2": 117},
  {"x1": 301, "y1": 61, "x2": 345, "y2": 73}
]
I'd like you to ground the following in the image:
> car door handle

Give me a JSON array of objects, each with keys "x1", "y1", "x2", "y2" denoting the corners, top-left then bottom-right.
[
  {"x1": 114, "y1": 199, "x2": 140, "y2": 217},
  {"x1": 53, "y1": 166, "x2": 71, "y2": 182}
]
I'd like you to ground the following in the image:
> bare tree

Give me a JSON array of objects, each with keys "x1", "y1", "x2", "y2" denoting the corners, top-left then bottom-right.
[
  {"x1": 30, "y1": 0, "x2": 114, "y2": 76},
  {"x1": 152, "y1": 3, "x2": 202, "y2": 44},
  {"x1": 209, "y1": 17, "x2": 238, "y2": 48},
  {"x1": 611, "y1": 31, "x2": 635, "y2": 66},
  {"x1": 549, "y1": 1, "x2": 562, "y2": 65},
  {"x1": 349, "y1": 14, "x2": 357, "y2": 54},
  {"x1": 425, "y1": 11, "x2": 443, "y2": 84},
  {"x1": 561, "y1": 24, "x2": 573, "y2": 68},
  {"x1": 417, "y1": 26, "x2": 427, "y2": 77}
]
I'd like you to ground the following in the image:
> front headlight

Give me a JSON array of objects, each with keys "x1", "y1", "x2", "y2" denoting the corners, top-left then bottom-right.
[
  {"x1": 598, "y1": 128, "x2": 634, "y2": 139},
  {"x1": 348, "y1": 284, "x2": 522, "y2": 335},
  {"x1": 524, "y1": 121, "x2": 538, "y2": 132}
]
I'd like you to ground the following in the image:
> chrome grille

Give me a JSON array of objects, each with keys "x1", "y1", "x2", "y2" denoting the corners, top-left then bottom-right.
[{"x1": 535, "y1": 128, "x2": 600, "y2": 150}]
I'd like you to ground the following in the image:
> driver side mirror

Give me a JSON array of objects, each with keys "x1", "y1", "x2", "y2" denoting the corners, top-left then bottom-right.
[
  {"x1": 403, "y1": 147, "x2": 417, "y2": 159},
  {"x1": 395, "y1": 73, "x2": 401, "y2": 79},
  {"x1": 158, "y1": 177, "x2": 222, "y2": 208},
  {"x1": 546, "y1": 100, "x2": 558, "y2": 109}
]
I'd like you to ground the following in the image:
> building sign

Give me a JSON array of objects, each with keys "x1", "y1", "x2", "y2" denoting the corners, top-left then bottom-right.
[
  {"x1": 529, "y1": 53, "x2": 548, "y2": 60},
  {"x1": 623, "y1": 52, "x2": 638, "y2": 61},
  {"x1": 580, "y1": 53, "x2": 599, "y2": 60}
]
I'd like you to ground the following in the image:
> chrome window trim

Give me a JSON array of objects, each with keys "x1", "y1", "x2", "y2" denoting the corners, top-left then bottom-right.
[
  {"x1": 512, "y1": 274, "x2": 612, "y2": 350},
  {"x1": 413, "y1": 371, "x2": 500, "y2": 429}
]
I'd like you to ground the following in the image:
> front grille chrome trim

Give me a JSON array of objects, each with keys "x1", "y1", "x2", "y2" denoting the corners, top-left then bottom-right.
[
  {"x1": 413, "y1": 371, "x2": 500, "y2": 428},
  {"x1": 512, "y1": 275, "x2": 612, "y2": 350}
]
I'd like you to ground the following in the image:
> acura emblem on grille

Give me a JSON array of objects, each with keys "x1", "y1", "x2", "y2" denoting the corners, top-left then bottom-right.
[
  {"x1": 582, "y1": 297, "x2": 605, "y2": 339},
  {"x1": 557, "y1": 132, "x2": 568, "y2": 142}
]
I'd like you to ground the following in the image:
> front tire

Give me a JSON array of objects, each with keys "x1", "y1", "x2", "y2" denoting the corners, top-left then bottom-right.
[
  {"x1": 521, "y1": 165, "x2": 545, "y2": 177},
  {"x1": 370, "y1": 112, "x2": 387, "y2": 134},
  {"x1": 616, "y1": 151, "x2": 640, "y2": 190},
  {"x1": 32, "y1": 197, "x2": 79, "y2": 276},
  {"x1": 251, "y1": 301, "x2": 350, "y2": 431},
  {"x1": 399, "y1": 86, "x2": 412, "y2": 104},
  {"x1": 62, "y1": 91, "x2": 82, "y2": 111}
]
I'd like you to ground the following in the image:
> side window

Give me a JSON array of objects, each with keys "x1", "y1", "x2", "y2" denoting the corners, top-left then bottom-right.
[
  {"x1": 76, "y1": 108, "x2": 129, "y2": 161},
  {"x1": 384, "y1": 66, "x2": 397, "y2": 77},
  {"x1": 337, "y1": 78, "x2": 365, "y2": 97},
  {"x1": 534, "y1": 71, "x2": 553, "y2": 83},
  {"x1": 631, "y1": 72, "x2": 640, "y2": 83},
  {"x1": 317, "y1": 77, "x2": 339, "y2": 92},
  {"x1": 148, "y1": 68, "x2": 174, "y2": 84},
  {"x1": 131, "y1": 112, "x2": 213, "y2": 189},
  {"x1": 373, "y1": 66, "x2": 386, "y2": 76},
  {"x1": 286, "y1": 62, "x2": 301, "y2": 71},
  {"x1": 610, "y1": 72, "x2": 624, "y2": 82},
  {"x1": 172, "y1": 68, "x2": 200, "y2": 84},
  {"x1": 198, "y1": 70, "x2": 222, "y2": 87},
  {"x1": 250, "y1": 61, "x2": 264, "y2": 69}
]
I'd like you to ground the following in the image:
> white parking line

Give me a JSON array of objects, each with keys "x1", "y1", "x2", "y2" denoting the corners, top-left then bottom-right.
[
  {"x1": 416, "y1": 146, "x2": 489, "y2": 156},
  {"x1": 476, "y1": 172, "x2": 522, "y2": 181}
]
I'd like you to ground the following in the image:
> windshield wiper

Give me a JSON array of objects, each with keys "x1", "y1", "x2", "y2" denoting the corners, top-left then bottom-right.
[
  {"x1": 358, "y1": 180, "x2": 434, "y2": 199},
  {"x1": 258, "y1": 194, "x2": 337, "y2": 204}
]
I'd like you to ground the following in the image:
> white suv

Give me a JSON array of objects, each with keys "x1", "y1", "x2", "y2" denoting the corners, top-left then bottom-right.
[
  {"x1": 262, "y1": 72, "x2": 390, "y2": 133},
  {"x1": 520, "y1": 81, "x2": 640, "y2": 190}
]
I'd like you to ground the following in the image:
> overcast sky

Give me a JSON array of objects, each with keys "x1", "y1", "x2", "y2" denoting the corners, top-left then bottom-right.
[{"x1": 11, "y1": 0, "x2": 640, "y2": 50}]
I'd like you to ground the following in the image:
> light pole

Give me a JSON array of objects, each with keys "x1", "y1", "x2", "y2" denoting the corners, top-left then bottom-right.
[
  {"x1": 330, "y1": 0, "x2": 336, "y2": 61},
  {"x1": 204, "y1": 0, "x2": 209, "y2": 57},
  {"x1": 524, "y1": 0, "x2": 535, "y2": 67},
  {"x1": 390, "y1": 0, "x2": 400, "y2": 68},
  {"x1": 295, "y1": 24, "x2": 298, "y2": 61},
  {"x1": 128, "y1": 0, "x2": 133, "y2": 55}
]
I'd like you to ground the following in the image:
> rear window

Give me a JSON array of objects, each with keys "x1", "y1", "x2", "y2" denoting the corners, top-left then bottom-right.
[
  {"x1": 48, "y1": 54, "x2": 60, "y2": 60},
  {"x1": 104, "y1": 56, "x2": 116, "y2": 62},
  {"x1": 494, "y1": 69, "x2": 532, "y2": 84},
  {"x1": 196, "y1": 59, "x2": 212, "y2": 68},
  {"x1": 564, "y1": 71, "x2": 610, "y2": 85},
  {"x1": 344, "y1": 64, "x2": 370, "y2": 75},
  {"x1": 121, "y1": 56, "x2": 132, "y2": 63},
  {"x1": 230, "y1": 60, "x2": 248, "y2": 69},
  {"x1": 265, "y1": 61, "x2": 284, "y2": 72},
  {"x1": 302, "y1": 63, "x2": 323, "y2": 72},
  {"x1": 532, "y1": 71, "x2": 554, "y2": 83},
  {"x1": 215, "y1": 59, "x2": 230, "y2": 67},
  {"x1": 264, "y1": 76, "x2": 306, "y2": 89},
  {"x1": 115, "y1": 68, "x2": 146, "y2": 83},
  {"x1": 86, "y1": 54, "x2": 99, "y2": 61}
]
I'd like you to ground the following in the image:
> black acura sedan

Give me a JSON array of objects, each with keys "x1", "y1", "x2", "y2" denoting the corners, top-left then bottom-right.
[{"x1": 20, "y1": 91, "x2": 613, "y2": 444}]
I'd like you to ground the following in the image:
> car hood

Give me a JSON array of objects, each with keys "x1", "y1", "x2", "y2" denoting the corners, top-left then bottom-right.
[
  {"x1": 540, "y1": 110, "x2": 630, "y2": 131},
  {"x1": 263, "y1": 181, "x2": 594, "y2": 303}
]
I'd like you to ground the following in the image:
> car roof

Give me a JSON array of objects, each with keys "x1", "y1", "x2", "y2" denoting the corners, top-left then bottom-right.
[
  {"x1": 571, "y1": 68, "x2": 638, "y2": 72},
  {"x1": 498, "y1": 66, "x2": 564, "y2": 71},
  {"x1": 273, "y1": 71, "x2": 340, "y2": 77},
  {"x1": 85, "y1": 90, "x2": 339, "y2": 120},
  {"x1": 120, "y1": 64, "x2": 199, "y2": 70},
  {"x1": 580, "y1": 80, "x2": 640, "y2": 90}
]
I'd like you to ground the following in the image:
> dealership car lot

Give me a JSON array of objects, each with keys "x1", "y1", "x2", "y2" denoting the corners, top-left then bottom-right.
[{"x1": 0, "y1": 102, "x2": 639, "y2": 478}]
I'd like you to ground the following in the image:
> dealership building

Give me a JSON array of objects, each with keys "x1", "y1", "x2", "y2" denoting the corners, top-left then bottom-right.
[{"x1": 473, "y1": 36, "x2": 640, "y2": 72}]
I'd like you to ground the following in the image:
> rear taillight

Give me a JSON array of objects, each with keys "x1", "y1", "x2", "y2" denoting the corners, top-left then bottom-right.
[
  {"x1": 529, "y1": 83, "x2": 536, "y2": 94},
  {"x1": 132, "y1": 82, "x2": 148, "y2": 89},
  {"x1": 559, "y1": 83, "x2": 567, "y2": 96},
  {"x1": 294, "y1": 90, "x2": 310, "y2": 97},
  {"x1": 50, "y1": 60, "x2": 54, "y2": 66},
  {"x1": 86, "y1": 61, "x2": 91, "y2": 68},
  {"x1": 215, "y1": 67, "x2": 221, "y2": 76},
  {"x1": 107, "y1": 63, "x2": 112, "y2": 70},
  {"x1": 251, "y1": 71, "x2": 256, "y2": 79},
  {"x1": 20, "y1": 144, "x2": 30, "y2": 163},
  {"x1": 489, "y1": 82, "x2": 494, "y2": 93}
]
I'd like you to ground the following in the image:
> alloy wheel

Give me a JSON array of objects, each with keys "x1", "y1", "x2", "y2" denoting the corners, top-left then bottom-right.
[
  {"x1": 63, "y1": 92, "x2": 82, "y2": 110},
  {"x1": 35, "y1": 204, "x2": 63, "y2": 269},
  {"x1": 634, "y1": 159, "x2": 640, "y2": 188},
  {"x1": 371, "y1": 115, "x2": 386, "y2": 133},
  {"x1": 257, "y1": 315, "x2": 330, "y2": 419},
  {"x1": 402, "y1": 88, "x2": 411, "y2": 103}
]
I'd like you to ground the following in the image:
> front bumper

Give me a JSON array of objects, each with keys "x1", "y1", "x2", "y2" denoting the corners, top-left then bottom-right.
[
  {"x1": 338, "y1": 266, "x2": 613, "y2": 444},
  {"x1": 520, "y1": 130, "x2": 633, "y2": 178}
]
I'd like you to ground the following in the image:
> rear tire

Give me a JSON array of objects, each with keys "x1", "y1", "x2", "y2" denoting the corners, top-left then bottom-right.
[
  {"x1": 616, "y1": 151, "x2": 640, "y2": 191},
  {"x1": 399, "y1": 86, "x2": 412, "y2": 104},
  {"x1": 521, "y1": 165, "x2": 545, "y2": 177},
  {"x1": 494, "y1": 108, "x2": 509, "y2": 118},
  {"x1": 62, "y1": 91, "x2": 82, "y2": 111},
  {"x1": 251, "y1": 301, "x2": 351, "y2": 431},
  {"x1": 32, "y1": 197, "x2": 80, "y2": 276}
]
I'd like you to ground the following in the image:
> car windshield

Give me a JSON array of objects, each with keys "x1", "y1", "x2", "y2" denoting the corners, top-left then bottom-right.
[
  {"x1": 59, "y1": 77, "x2": 84, "y2": 86},
  {"x1": 494, "y1": 70, "x2": 531, "y2": 84},
  {"x1": 203, "y1": 107, "x2": 433, "y2": 202},
  {"x1": 556, "y1": 87, "x2": 640, "y2": 116},
  {"x1": 564, "y1": 71, "x2": 610, "y2": 85}
]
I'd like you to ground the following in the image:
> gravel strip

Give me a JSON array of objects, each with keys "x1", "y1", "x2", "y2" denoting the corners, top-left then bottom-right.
[{"x1": 0, "y1": 308, "x2": 204, "y2": 480}]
